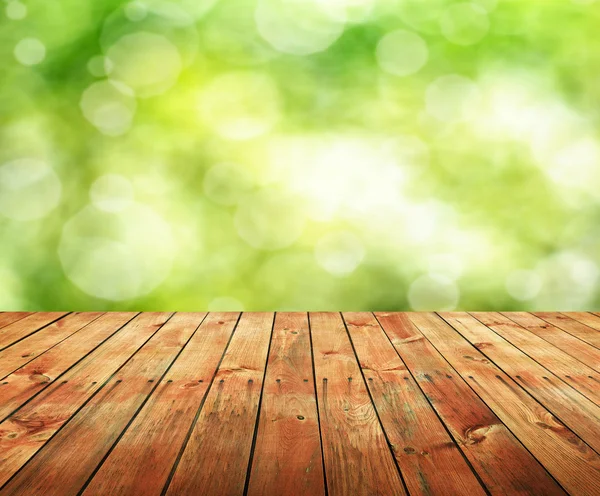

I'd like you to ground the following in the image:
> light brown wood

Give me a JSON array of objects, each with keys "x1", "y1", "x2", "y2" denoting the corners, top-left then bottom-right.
[
  {"x1": 375, "y1": 312, "x2": 565, "y2": 496},
  {"x1": 165, "y1": 312, "x2": 274, "y2": 496},
  {"x1": 0, "y1": 312, "x2": 103, "y2": 379},
  {"x1": 473, "y1": 312, "x2": 600, "y2": 404},
  {"x1": 443, "y1": 312, "x2": 600, "y2": 452},
  {"x1": 534, "y1": 312, "x2": 600, "y2": 351},
  {"x1": 82, "y1": 313, "x2": 237, "y2": 496},
  {"x1": 344, "y1": 312, "x2": 486, "y2": 496},
  {"x1": 1, "y1": 313, "x2": 200, "y2": 496},
  {"x1": 0, "y1": 312, "x2": 172, "y2": 488},
  {"x1": 310, "y1": 312, "x2": 406, "y2": 496},
  {"x1": 0, "y1": 313, "x2": 33, "y2": 330},
  {"x1": 0, "y1": 312, "x2": 136, "y2": 421},
  {"x1": 413, "y1": 312, "x2": 600, "y2": 496},
  {"x1": 247, "y1": 313, "x2": 325, "y2": 496},
  {"x1": 568, "y1": 312, "x2": 600, "y2": 332},
  {"x1": 0, "y1": 313, "x2": 68, "y2": 350}
]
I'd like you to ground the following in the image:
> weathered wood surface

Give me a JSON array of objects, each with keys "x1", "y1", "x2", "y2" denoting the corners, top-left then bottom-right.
[{"x1": 1, "y1": 312, "x2": 599, "y2": 495}]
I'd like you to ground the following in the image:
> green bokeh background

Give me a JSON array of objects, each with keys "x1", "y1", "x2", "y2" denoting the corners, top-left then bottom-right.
[{"x1": 1, "y1": 0, "x2": 600, "y2": 311}]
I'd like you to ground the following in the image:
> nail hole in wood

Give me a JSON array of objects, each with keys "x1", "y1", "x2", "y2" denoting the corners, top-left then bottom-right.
[{"x1": 297, "y1": 415, "x2": 305, "y2": 420}]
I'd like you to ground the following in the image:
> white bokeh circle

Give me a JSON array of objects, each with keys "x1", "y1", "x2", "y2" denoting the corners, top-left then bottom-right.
[
  {"x1": 376, "y1": 30, "x2": 428, "y2": 77},
  {"x1": 80, "y1": 80, "x2": 137, "y2": 136},
  {"x1": 14, "y1": 38, "x2": 46, "y2": 66},
  {"x1": 440, "y1": 3, "x2": 489, "y2": 46},
  {"x1": 255, "y1": 0, "x2": 346, "y2": 55},
  {"x1": 59, "y1": 203, "x2": 175, "y2": 301},
  {"x1": 0, "y1": 158, "x2": 62, "y2": 221},
  {"x1": 426, "y1": 74, "x2": 480, "y2": 122},
  {"x1": 505, "y1": 269, "x2": 542, "y2": 301}
]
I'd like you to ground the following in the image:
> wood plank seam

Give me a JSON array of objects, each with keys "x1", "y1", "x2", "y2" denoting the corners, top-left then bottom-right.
[
  {"x1": 340, "y1": 313, "x2": 412, "y2": 496},
  {"x1": 0, "y1": 313, "x2": 71, "y2": 352},
  {"x1": 368, "y1": 312, "x2": 492, "y2": 496},
  {"x1": 535, "y1": 313, "x2": 600, "y2": 351},
  {"x1": 307, "y1": 311, "x2": 330, "y2": 496},
  {"x1": 441, "y1": 313, "x2": 600, "y2": 456},
  {"x1": 242, "y1": 312, "x2": 277, "y2": 496},
  {"x1": 470, "y1": 312, "x2": 600, "y2": 407},
  {"x1": 0, "y1": 313, "x2": 139, "y2": 424},
  {"x1": 76, "y1": 313, "x2": 210, "y2": 495},
  {"x1": 0, "y1": 313, "x2": 33, "y2": 331},
  {"x1": 160, "y1": 312, "x2": 242, "y2": 495},
  {"x1": 0, "y1": 312, "x2": 105, "y2": 381},
  {"x1": 0, "y1": 313, "x2": 175, "y2": 490},
  {"x1": 414, "y1": 313, "x2": 570, "y2": 494}
]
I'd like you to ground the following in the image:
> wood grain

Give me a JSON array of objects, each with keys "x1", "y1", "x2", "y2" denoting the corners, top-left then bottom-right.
[
  {"x1": 165, "y1": 312, "x2": 274, "y2": 496},
  {"x1": 310, "y1": 312, "x2": 406, "y2": 496},
  {"x1": 413, "y1": 312, "x2": 600, "y2": 496},
  {"x1": 247, "y1": 313, "x2": 325, "y2": 496},
  {"x1": 375, "y1": 311, "x2": 565, "y2": 496},
  {"x1": 0, "y1": 312, "x2": 171, "y2": 488},
  {"x1": 534, "y1": 312, "x2": 600, "y2": 350},
  {"x1": 473, "y1": 312, "x2": 600, "y2": 403},
  {"x1": 344, "y1": 312, "x2": 486, "y2": 496},
  {"x1": 82, "y1": 313, "x2": 237, "y2": 496},
  {"x1": 567, "y1": 312, "x2": 600, "y2": 332},
  {"x1": 0, "y1": 312, "x2": 135, "y2": 421},
  {"x1": 0, "y1": 313, "x2": 68, "y2": 350},
  {"x1": 444, "y1": 312, "x2": 600, "y2": 452},
  {"x1": 0, "y1": 313, "x2": 32, "y2": 330},
  {"x1": 0, "y1": 312, "x2": 103, "y2": 379}
]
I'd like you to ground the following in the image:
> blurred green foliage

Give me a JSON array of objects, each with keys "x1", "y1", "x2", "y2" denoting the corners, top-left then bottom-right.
[{"x1": 1, "y1": 0, "x2": 600, "y2": 311}]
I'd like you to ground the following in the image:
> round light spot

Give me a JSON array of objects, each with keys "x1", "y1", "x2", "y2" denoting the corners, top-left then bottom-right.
[
  {"x1": 87, "y1": 55, "x2": 113, "y2": 77},
  {"x1": 440, "y1": 3, "x2": 489, "y2": 46},
  {"x1": 208, "y1": 296, "x2": 245, "y2": 311},
  {"x1": 169, "y1": 0, "x2": 219, "y2": 20},
  {"x1": 426, "y1": 75, "x2": 480, "y2": 122},
  {"x1": 376, "y1": 30, "x2": 428, "y2": 77},
  {"x1": 408, "y1": 274, "x2": 459, "y2": 311},
  {"x1": 59, "y1": 204, "x2": 175, "y2": 301},
  {"x1": 315, "y1": 231, "x2": 365, "y2": 276},
  {"x1": 203, "y1": 163, "x2": 253, "y2": 206},
  {"x1": 199, "y1": 72, "x2": 280, "y2": 140},
  {"x1": 106, "y1": 31, "x2": 182, "y2": 97},
  {"x1": 90, "y1": 174, "x2": 134, "y2": 213},
  {"x1": 80, "y1": 80, "x2": 137, "y2": 136},
  {"x1": 255, "y1": 0, "x2": 346, "y2": 55},
  {"x1": 14, "y1": 38, "x2": 46, "y2": 66},
  {"x1": 6, "y1": 1, "x2": 27, "y2": 20},
  {"x1": 235, "y1": 188, "x2": 305, "y2": 250},
  {"x1": 0, "y1": 158, "x2": 61, "y2": 221},
  {"x1": 397, "y1": 0, "x2": 446, "y2": 34},
  {"x1": 124, "y1": 1, "x2": 148, "y2": 22},
  {"x1": 505, "y1": 270, "x2": 542, "y2": 301}
]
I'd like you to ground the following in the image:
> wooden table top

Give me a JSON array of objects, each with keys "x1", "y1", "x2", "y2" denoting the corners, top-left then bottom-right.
[{"x1": 0, "y1": 311, "x2": 599, "y2": 495}]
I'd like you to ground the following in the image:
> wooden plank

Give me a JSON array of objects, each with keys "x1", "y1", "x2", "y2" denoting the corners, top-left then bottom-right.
[
  {"x1": 442, "y1": 312, "x2": 600, "y2": 452},
  {"x1": 247, "y1": 313, "x2": 325, "y2": 496},
  {"x1": 473, "y1": 312, "x2": 600, "y2": 404},
  {"x1": 568, "y1": 312, "x2": 600, "y2": 332},
  {"x1": 0, "y1": 312, "x2": 172, "y2": 488},
  {"x1": 81, "y1": 312, "x2": 237, "y2": 496},
  {"x1": 1, "y1": 312, "x2": 202, "y2": 496},
  {"x1": 343, "y1": 312, "x2": 486, "y2": 496},
  {"x1": 0, "y1": 313, "x2": 32, "y2": 330},
  {"x1": 0, "y1": 313, "x2": 136, "y2": 421},
  {"x1": 0, "y1": 313, "x2": 68, "y2": 350},
  {"x1": 0, "y1": 312, "x2": 104, "y2": 379},
  {"x1": 534, "y1": 312, "x2": 600, "y2": 350},
  {"x1": 412, "y1": 312, "x2": 600, "y2": 496},
  {"x1": 165, "y1": 312, "x2": 274, "y2": 496},
  {"x1": 309, "y1": 312, "x2": 406, "y2": 496},
  {"x1": 375, "y1": 312, "x2": 565, "y2": 496}
]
